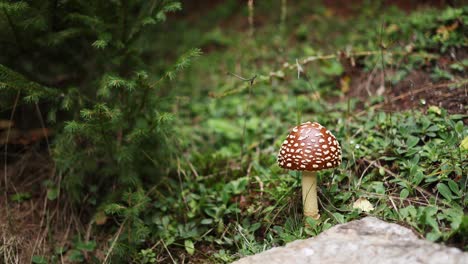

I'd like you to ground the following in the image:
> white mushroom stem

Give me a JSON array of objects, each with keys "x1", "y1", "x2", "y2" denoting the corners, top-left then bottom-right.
[{"x1": 302, "y1": 170, "x2": 320, "y2": 220}]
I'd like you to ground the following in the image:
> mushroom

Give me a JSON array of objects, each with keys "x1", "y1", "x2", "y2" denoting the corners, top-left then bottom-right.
[{"x1": 277, "y1": 121, "x2": 342, "y2": 220}]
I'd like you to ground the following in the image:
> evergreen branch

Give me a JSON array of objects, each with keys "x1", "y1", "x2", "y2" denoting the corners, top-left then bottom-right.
[
  {"x1": 0, "y1": 1, "x2": 28, "y2": 12},
  {"x1": 65, "y1": 13, "x2": 105, "y2": 29},
  {"x1": 126, "y1": 0, "x2": 181, "y2": 47},
  {"x1": 45, "y1": 27, "x2": 84, "y2": 46},
  {"x1": 0, "y1": 64, "x2": 59, "y2": 97},
  {"x1": 164, "y1": 48, "x2": 202, "y2": 81},
  {"x1": 2, "y1": 5, "x2": 24, "y2": 52}
]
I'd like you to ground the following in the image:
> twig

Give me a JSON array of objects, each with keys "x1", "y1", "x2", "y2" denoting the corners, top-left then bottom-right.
[
  {"x1": 2, "y1": 91, "x2": 20, "y2": 264},
  {"x1": 379, "y1": 20, "x2": 387, "y2": 95},
  {"x1": 160, "y1": 239, "x2": 177, "y2": 264},
  {"x1": 280, "y1": 0, "x2": 287, "y2": 33},
  {"x1": 228, "y1": 72, "x2": 257, "y2": 85},
  {"x1": 247, "y1": 0, "x2": 254, "y2": 37},
  {"x1": 278, "y1": 50, "x2": 435, "y2": 74},
  {"x1": 30, "y1": 194, "x2": 49, "y2": 263},
  {"x1": 103, "y1": 220, "x2": 126, "y2": 264}
]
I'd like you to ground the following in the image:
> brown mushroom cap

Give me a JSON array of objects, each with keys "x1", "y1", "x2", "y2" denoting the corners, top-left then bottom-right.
[{"x1": 277, "y1": 121, "x2": 342, "y2": 171}]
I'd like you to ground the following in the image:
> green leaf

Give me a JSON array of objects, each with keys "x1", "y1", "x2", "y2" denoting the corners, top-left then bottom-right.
[
  {"x1": 444, "y1": 208, "x2": 463, "y2": 230},
  {"x1": 447, "y1": 180, "x2": 460, "y2": 196},
  {"x1": 436, "y1": 183, "x2": 453, "y2": 201},
  {"x1": 332, "y1": 212, "x2": 345, "y2": 223},
  {"x1": 426, "y1": 231, "x2": 441, "y2": 241},
  {"x1": 460, "y1": 136, "x2": 468, "y2": 150},
  {"x1": 249, "y1": 222, "x2": 262, "y2": 232},
  {"x1": 305, "y1": 217, "x2": 318, "y2": 227},
  {"x1": 32, "y1": 256, "x2": 47, "y2": 264},
  {"x1": 424, "y1": 207, "x2": 439, "y2": 231},
  {"x1": 10, "y1": 192, "x2": 31, "y2": 202},
  {"x1": 68, "y1": 249, "x2": 84, "y2": 262},
  {"x1": 200, "y1": 218, "x2": 213, "y2": 225},
  {"x1": 425, "y1": 124, "x2": 440, "y2": 132},
  {"x1": 184, "y1": 240, "x2": 195, "y2": 255},
  {"x1": 454, "y1": 121, "x2": 463, "y2": 135},
  {"x1": 412, "y1": 171, "x2": 424, "y2": 186},
  {"x1": 47, "y1": 187, "x2": 59, "y2": 200},
  {"x1": 427, "y1": 106, "x2": 441, "y2": 115},
  {"x1": 320, "y1": 60, "x2": 344, "y2": 76},
  {"x1": 76, "y1": 240, "x2": 96, "y2": 251},
  {"x1": 400, "y1": 189, "x2": 409, "y2": 199},
  {"x1": 378, "y1": 167, "x2": 385, "y2": 176},
  {"x1": 406, "y1": 136, "x2": 419, "y2": 148}
]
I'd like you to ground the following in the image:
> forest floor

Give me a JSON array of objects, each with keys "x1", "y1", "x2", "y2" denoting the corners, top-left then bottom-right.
[{"x1": 1, "y1": 1, "x2": 467, "y2": 263}]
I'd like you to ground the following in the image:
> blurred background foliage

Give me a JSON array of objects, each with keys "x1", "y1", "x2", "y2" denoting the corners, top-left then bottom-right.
[{"x1": 0, "y1": 0, "x2": 467, "y2": 263}]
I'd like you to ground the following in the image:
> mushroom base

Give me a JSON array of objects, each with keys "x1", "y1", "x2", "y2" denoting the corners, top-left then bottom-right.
[{"x1": 302, "y1": 171, "x2": 320, "y2": 220}]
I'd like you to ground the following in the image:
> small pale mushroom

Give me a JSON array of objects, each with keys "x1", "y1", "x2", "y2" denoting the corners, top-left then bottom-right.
[{"x1": 277, "y1": 121, "x2": 342, "y2": 220}]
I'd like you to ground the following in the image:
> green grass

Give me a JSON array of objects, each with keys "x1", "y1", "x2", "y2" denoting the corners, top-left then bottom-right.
[
  {"x1": 126, "y1": 2, "x2": 468, "y2": 262},
  {"x1": 10, "y1": 2, "x2": 466, "y2": 263}
]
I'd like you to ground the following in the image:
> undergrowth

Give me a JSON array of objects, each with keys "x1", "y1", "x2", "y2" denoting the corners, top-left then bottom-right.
[{"x1": 0, "y1": 1, "x2": 467, "y2": 263}]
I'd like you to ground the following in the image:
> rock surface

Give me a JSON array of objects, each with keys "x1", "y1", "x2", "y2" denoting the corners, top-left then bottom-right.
[{"x1": 233, "y1": 217, "x2": 467, "y2": 264}]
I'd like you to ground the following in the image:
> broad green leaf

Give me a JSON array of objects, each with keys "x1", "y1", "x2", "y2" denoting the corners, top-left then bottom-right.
[
  {"x1": 460, "y1": 136, "x2": 468, "y2": 150},
  {"x1": 447, "y1": 180, "x2": 460, "y2": 196},
  {"x1": 437, "y1": 183, "x2": 453, "y2": 201},
  {"x1": 412, "y1": 171, "x2": 424, "y2": 186},
  {"x1": 454, "y1": 121, "x2": 463, "y2": 134},
  {"x1": 10, "y1": 192, "x2": 31, "y2": 202},
  {"x1": 424, "y1": 207, "x2": 440, "y2": 232},
  {"x1": 406, "y1": 136, "x2": 419, "y2": 148},
  {"x1": 76, "y1": 240, "x2": 96, "y2": 251},
  {"x1": 400, "y1": 189, "x2": 409, "y2": 199},
  {"x1": 32, "y1": 256, "x2": 47, "y2": 264},
  {"x1": 47, "y1": 187, "x2": 59, "y2": 200},
  {"x1": 332, "y1": 212, "x2": 345, "y2": 223},
  {"x1": 250, "y1": 222, "x2": 262, "y2": 232},
  {"x1": 426, "y1": 231, "x2": 441, "y2": 241},
  {"x1": 68, "y1": 249, "x2": 84, "y2": 262},
  {"x1": 184, "y1": 240, "x2": 195, "y2": 255},
  {"x1": 444, "y1": 208, "x2": 463, "y2": 230},
  {"x1": 427, "y1": 106, "x2": 441, "y2": 115},
  {"x1": 200, "y1": 218, "x2": 213, "y2": 225}
]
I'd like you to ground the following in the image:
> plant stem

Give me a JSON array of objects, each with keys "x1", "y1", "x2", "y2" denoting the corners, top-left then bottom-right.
[{"x1": 302, "y1": 170, "x2": 319, "y2": 220}]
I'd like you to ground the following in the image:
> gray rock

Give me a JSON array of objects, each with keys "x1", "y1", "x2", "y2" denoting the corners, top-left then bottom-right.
[{"x1": 233, "y1": 217, "x2": 467, "y2": 264}]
